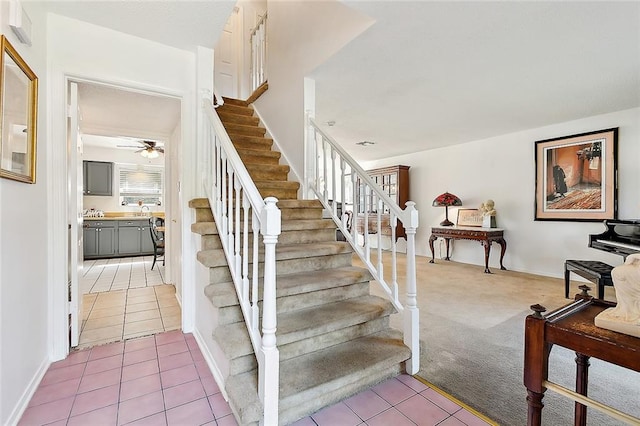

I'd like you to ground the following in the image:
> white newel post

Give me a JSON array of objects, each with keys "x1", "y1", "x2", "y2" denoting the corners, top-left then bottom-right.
[
  {"x1": 403, "y1": 201, "x2": 420, "y2": 374},
  {"x1": 259, "y1": 197, "x2": 281, "y2": 425}
]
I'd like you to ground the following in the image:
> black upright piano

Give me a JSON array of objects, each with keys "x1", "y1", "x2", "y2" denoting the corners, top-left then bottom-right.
[{"x1": 589, "y1": 219, "x2": 640, "y2": 259}]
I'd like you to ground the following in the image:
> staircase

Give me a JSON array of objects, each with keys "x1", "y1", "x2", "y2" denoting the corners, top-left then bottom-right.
[{"x1": 190, "y1": 97, "x2": 411, "y2": 425}]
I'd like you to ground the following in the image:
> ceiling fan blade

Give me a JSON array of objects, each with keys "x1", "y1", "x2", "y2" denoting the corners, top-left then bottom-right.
[{"x1": 156, "y1": 147, "x2": 165, "y2": 153}]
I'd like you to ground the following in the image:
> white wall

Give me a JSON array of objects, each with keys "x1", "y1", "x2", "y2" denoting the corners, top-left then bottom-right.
[
  {"x1": 82, "y1": 145, "x2": 165, "y2": 214},
  {"x1": 253, "y1": 0, "x2": 374, "y2": 179},
  {"x1": 0, "y1": 3, "x2": 50, "y2": 424},
  {"x1": 362, "y1": 107, "x2": 640, "y2": 278},
  {"x1": 0, "y1": 10, "x2": 200, "y2": 424},
  {"x1": 46, "y1": 13, "x2": 197, "y2": 362}
]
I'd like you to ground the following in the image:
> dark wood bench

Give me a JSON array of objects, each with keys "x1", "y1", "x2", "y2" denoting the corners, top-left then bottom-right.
[{"x1": 564, "y1": 260, "x2": 614, "y2": 300}]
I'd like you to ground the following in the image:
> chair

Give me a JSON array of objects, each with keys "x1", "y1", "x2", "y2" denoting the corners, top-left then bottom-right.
[{"x1": 149, "y1": 217, "x2": 165, "y2": 270}]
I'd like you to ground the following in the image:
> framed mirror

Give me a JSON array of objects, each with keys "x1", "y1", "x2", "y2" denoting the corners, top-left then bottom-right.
[{"x1": 0, "y1": 35, "x2": 38, "y2": 183}]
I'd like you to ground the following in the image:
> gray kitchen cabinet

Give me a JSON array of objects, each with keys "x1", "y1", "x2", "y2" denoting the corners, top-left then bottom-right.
[
  {"x1": 140, "y1": 223, "x2": 155, "y2": 254},
  {"x1": 118, "y1": 222, "x2": 142, "y2": 255},
  {"x1": 118, "y1": 220, "x2": 154, "y2": 256},
  {"x1": 83, "y1": 221, "x2": 116, "y2": 258},
  {"x1": 83, "y1": 227, "x2": 98, "y2": 258},
  {"x1": 83, "y1": 161, "x2": 113, "y2": 196}
]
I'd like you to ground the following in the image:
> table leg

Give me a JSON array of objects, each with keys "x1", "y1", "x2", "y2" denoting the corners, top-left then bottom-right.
[
  {"x1": 574, "y1": 353, "x2": 590, "y2": 426},
  {"x1": 481, "y1": 240, "x2": 492, "y2": 273},
  {"x1": 526, "y1": 390, "x2": 545, "y2": 426},
  {"x1": 497, "y1": 237, "x2": 507, "y2": 270},
  {"x1": 444, "y1": 238, "x2": 451, "y2": 261},
  {"x1": 429, "y1": 234, "x2": 437, "y2": 263}
]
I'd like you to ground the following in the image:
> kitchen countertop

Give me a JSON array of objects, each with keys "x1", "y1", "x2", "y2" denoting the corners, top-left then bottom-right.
[{"x1": 84, "y1": 216, "x2": 154, "y2": 221}]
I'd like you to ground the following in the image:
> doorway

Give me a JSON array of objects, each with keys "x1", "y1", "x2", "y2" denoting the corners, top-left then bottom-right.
[{"x1": 68, "y1": 80, "x2": 183, "y2": 349}]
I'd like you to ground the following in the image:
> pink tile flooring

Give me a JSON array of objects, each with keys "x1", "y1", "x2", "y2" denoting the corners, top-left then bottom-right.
[{"x1": 19, "y1": 331, "x2": 493, "y2": 426}]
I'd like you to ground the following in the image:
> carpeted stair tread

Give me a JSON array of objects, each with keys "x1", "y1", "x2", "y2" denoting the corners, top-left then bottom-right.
[
  {"x1": 238, "y1": 150, "x2": 281, "y2": 165},
  {"x1": 276, "y1": 266, "x2": 372, "y2": 297},
  {"x1": 189, "y1": 198, "x2": 210, "y2": 208},
  {"x1": 221, "y1": 97, "x2": 250, "y2": 108},
  {"x1": 197, "y1": 242, "x2": 353, "y2": 268},
  {"x1": 245, "y1": 164, "x2": 290, "y2": 181},
  {"x1": 191, "y1": 222, "x2": 219, "y2": 236},
  {"x1": 213, "y1": 294, "x2": 392, "y2": 361},
  {"x1": 224, "y1": 123, "x2": 266, "y2": 137},
  {"x1": 276, "y1": 199, "x2": 323, "y2": 209},
  {"x1": 217, "y1": 104, "x2": 254, "y2": 117},
  {"x1": 226, "y1": 329, "x2": 410, "y2": 425},
  {"x1": 217, "y1": 111, "x2": 260, "y2": 126},
  {"x1": 193, "y1": 218, "x2": 336, "y2": 234},
  {"x1": 205, "y1": 266, "x2": 371, "y2": 309},
  {"x1": 230, "y1": 134, "x2": 274, "y2": 147},
  {"x1": 276, "y1": 295, "x2": 395, "y2": 344}
]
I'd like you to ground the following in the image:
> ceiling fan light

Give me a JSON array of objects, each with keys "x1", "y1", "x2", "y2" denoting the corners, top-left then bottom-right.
[
  {"x1": 140, "y1": 149, "x2": 149, "y2": 158},
  {"x1": 147, "y1": 149, "x2": 159, "y2": 159}
]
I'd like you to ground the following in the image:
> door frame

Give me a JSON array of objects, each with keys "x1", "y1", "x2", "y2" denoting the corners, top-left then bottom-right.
[{"x1": 61, "y1": 75, "x2": 185, "y2": 353}]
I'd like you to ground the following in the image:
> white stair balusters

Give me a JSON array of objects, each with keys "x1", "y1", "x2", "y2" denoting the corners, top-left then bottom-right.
[
  {"x1": 201, "y1": 95, "x2": 280, "y2": 424},
  {"x1": 305, "y1": 115, "x2": 420, "y2": 374}
]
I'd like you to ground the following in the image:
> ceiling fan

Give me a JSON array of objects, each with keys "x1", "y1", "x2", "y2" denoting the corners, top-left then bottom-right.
[{"x1": 116, "y1": 140, "x2": 164, "y2": 158}]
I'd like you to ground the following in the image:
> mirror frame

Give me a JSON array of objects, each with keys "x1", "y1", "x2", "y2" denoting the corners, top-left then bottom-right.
[{"x1": 0, "y1": 35, "x2": 38, "y2": 183}]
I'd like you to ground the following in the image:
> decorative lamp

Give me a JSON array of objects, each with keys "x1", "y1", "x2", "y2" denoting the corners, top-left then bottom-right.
[{"x1": 432, "y1": 192, "x2": 462, "y2": 226}]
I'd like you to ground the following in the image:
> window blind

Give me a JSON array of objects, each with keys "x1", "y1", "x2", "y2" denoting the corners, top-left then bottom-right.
[{"x1": 119, "y1": 165, "x2": 163, "y2": 206}]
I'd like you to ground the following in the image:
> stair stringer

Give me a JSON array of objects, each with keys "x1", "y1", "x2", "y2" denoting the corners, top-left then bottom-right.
[
  {"x1": 191, "y1": 213, "x2": 263, "y2": 424},
  {"x1": 251, "y1": 103, "x2": 303, "y2": 195}
]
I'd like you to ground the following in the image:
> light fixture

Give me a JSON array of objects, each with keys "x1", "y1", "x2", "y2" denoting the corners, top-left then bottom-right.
[
  {"x1": 356, "y1": 141, "x2": 376, "y2": 147},
  {"x1": 432, "y1": 192, "x2": 462, "y2": 226},
  {"x1": 141, "y1": 148, "x2": 159, "y2": 159}
]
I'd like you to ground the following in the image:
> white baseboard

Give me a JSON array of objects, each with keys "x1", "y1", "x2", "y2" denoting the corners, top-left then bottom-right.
[
  {"x1": 5, "y1": 356, "x2": 50, "y2": 425},
  {"x1": 192, "y1": 327, "x2": 229, "y2": 401}
]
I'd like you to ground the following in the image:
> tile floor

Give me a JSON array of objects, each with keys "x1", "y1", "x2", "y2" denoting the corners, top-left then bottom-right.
[
  {"x1": 20, "y1": 331, "x2": 494, "y2": 426},
  {"x1": 79, "y1": 257, "x2": 180, "y2": 349},
  {"x1": 82, "y1": 257, "x2": 166, "y2": 294},
  {"x1": 80, "y1": 285, "x2": 181, "y2": 348}
]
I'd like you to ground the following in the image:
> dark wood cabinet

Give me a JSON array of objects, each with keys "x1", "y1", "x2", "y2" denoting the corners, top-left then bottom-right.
[{"x1": 355, "y1": 165, "x2": 410, "y2": 240}]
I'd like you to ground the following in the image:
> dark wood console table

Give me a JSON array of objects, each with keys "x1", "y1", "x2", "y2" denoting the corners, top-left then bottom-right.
[
  {"x1": 428, "y1": 226, "x2": 507, "y2": 273},
  {"x1": 524, "y1": 296, "x2": 640, "y2": 426}
]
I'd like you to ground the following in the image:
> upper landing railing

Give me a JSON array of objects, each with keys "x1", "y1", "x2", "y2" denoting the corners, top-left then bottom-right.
[{"x1": 250, "y1": 13, "x2": 267, "y2": 92}]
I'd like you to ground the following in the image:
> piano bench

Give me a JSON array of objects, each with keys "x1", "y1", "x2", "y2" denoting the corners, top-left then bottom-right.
[{"x1": 564, "y1": 260, "x2": 614, "y2": 300}]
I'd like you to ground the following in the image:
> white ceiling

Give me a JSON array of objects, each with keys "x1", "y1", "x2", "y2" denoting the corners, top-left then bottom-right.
[
  {"x1": 30, "y1": 0, "x2": 235, "y2": 51},
  {"x1": 29, "y1": 1, "x2": 640, "y2": 161},
  {"x1": 77, "y1": 83, "x2": 181, "y2": 149},
  {"x1": 312, "y1": 1, "x2": 640, "y2": 161},
  {"x1": 29, "y1": 1, "x2": 235, "y2": 150}
]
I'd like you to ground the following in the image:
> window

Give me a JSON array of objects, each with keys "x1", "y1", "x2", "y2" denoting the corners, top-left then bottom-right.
[{"x1": 119, "y1": 165, "x2": 163, "y2": 206}]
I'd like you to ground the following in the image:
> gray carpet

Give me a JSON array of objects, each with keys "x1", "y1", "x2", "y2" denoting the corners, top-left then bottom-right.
[{"x1": 362, "y1": 254, "x2": 640, "y2": 426}]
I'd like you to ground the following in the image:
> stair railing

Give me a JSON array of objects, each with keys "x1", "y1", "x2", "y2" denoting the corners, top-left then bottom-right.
[
  {"x1": 305, "y1": 115, "x2": 420, "y2": 374},
  {"x1": 250, "y1": 13, "x2": 267, "y2": 92},
  {"x1": 202, "y1": 93, "x2": 280, "y2": 425}
]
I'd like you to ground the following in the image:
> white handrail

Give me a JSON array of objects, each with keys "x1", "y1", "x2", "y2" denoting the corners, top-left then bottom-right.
[
  {"x1": 249, "y1": 12, "x2": 267, "y2": 38},
  {"x1": 305, "y1": 115, "x2": 420, "y2": 374},
  {"x1": 201, "y1": 95, "x2": 280, "y2": 424}
]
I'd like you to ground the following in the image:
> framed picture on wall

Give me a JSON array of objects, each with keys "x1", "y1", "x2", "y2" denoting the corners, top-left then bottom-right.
[
  {"x1": 534, "y1": 128, "x2": 618, "y2": 221},
  {"x1": 0, "y1": 35, "x2": 38, "y2": 184}
]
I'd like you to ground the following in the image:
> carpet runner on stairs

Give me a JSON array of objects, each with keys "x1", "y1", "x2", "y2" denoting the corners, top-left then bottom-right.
[{"x1": 189, "y1": 97, "x2": 411, "y2": 425}]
